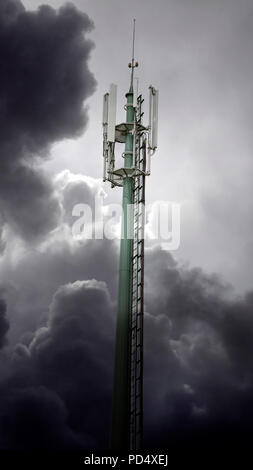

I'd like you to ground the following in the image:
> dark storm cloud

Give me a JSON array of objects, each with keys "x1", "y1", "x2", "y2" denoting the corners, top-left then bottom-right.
[
  {"x1": 143, "y1": 247, "x2": 253, "y2": 450},
  {"x1": 1, "y1": 244, "x2": 253, "y2": 450},
  {"x1": 0, "y1": 387, "x2": 88, "y2": 450},
  {"x1": 0, "y1": 0, "x2": 96, "y2": 240},
  {"x1": 0, "y1": 166, "x2": 61, "y2": 241},
  {"x1": 0, "y1": 279, "x2": 114, "y2": 450},
  {"x1": 0, "y1": 0, "x2": 24, "y2": 22}
]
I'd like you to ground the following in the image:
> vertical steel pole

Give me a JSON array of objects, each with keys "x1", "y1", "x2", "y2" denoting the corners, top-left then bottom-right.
[{"x1": 110, "y1": 78, "x2": 134, "y2": 450}]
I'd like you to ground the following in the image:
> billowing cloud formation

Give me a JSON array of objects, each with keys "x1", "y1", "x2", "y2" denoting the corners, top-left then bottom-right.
[
  {"x1": 0, "y1": 387, "x2": 87, "y2": 450},
  {"x1": 0, "y1": 0, "x2": 96, "y2": 241},
  {"x1": 144, "y1": 247, "x2": 253, "y2": 451},
  {"x1": 0, "y1": 279, "x2": 114, "y2": 450},
  {"x1": 1, "y1": 242, "x2": 253, "y2": 451},
  {"x1": 0, "y1": 170, "x2": 117, "y2": 346}
]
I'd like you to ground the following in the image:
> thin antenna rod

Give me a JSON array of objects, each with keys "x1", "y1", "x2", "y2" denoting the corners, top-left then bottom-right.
[
  {"x1": 132, "y1": 18, "x2": 136, "y2": 65},
  {"x1": 130, "y1": 19, "x2": 136, "y2": 88}
]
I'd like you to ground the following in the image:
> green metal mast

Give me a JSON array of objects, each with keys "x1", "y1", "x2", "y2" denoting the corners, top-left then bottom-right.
[
  {"x1": 102, "y1": 20, "x2": 158, "y2": 451},
  {"x1": 110, "y1": 21, "x2": 136, "y2": 451}
]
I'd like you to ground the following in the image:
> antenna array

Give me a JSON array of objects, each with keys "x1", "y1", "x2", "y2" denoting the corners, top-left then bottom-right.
[{"x1": 103, "y1": 84, "x2": 158, "y2": 187}]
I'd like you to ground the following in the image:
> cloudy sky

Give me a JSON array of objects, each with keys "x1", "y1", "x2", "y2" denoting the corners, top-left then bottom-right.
[
  {"x1": 0, "y1": 0, "x2": 253, "y2": 457},
  {"x1": 18, "y1": 0, "x2": 253, "y2": 294}
]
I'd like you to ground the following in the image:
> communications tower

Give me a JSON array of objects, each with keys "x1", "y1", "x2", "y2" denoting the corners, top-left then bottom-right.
[{"x1": 102, "y1": 20, "x2": 158, "y2": 451}]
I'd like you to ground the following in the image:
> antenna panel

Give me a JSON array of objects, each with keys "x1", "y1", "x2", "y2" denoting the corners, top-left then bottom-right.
[
  {"x1": 103, "y1": 93, "x2": 109, "y2": 125},
  {"x1": 152, "y1": 89, "x2": 158, "y2": 149},
  {"x1": 107, "y1": 83, "x2": 117, "y2": 142}
]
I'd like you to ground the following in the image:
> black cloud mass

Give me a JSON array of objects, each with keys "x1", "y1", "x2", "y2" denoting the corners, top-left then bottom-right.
[
  {"x1": 0, "y1": 0, "x2": 253, "y2": 462},
  {"x1": 1, "y1": 280, "x2": 114, "y2": 450},
  {"x1": 0, "y1": 0, "x2": 96, "y2": 241},
  {"x1": 1, "y1": 244, "x2": 253, "y2": 455}
]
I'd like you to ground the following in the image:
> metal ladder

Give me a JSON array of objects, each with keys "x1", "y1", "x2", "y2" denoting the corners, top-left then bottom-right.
[{"x1": 129, "y1": 95, "x2": 146, "y2": 450}]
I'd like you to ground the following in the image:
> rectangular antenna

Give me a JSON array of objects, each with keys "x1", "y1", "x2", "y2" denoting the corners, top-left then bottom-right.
[
  {"x1": 103, "y1": 93, "x2": 109, "y2": 125},
  {"x1": 107, "y1": 83, "x2": 117, "y2": 142},
  {"x1": 152, "y1": 89, "x2": 159, "y2": 150}
]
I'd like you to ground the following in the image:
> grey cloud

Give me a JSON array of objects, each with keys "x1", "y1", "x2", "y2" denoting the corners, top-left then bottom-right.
[
  {"x1": 0, "y1": 166, "x2": 61, "y2": 241},
  {"x1": 143, "y1": 247, "x2": 253, "y2": 450},
  {"x1": 0, "y1": 386, "x2": 90, "y2": 450},
  {"x1": 0, "y1": 0, "x2": 24, "y2": 23},
  {"x1": 0, "y1": 0, "x2": 96, "y2": 241},
  {"x1": 2, "y1": 244, "x2": 253, "y2": 452},
  {"x1": 0, "y1": 279, "x2": 115, "y2": 450},
  {"x1": 2, "y1": 238, "x2": 118, "y2": 346},
  {"x1": 56, "y1": 170, "x2": 104, "y2": 227},
  {"x1": 0, "y1": 171, "x2": 117, "y2": 347}
]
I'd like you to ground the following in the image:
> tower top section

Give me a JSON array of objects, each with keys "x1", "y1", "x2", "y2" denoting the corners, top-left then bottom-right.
[{"x1": 102, "y1": 20, "x2": 159, "y2": 187}]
